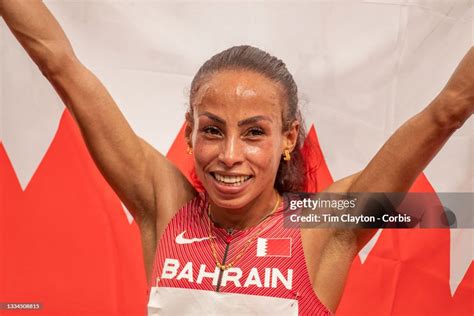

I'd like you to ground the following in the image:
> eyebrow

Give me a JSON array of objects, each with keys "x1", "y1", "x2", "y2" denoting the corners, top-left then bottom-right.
[
  {"x1": 199, "y1": 111, "x2": 273, "y2": 126},
  {"x1": 199, "y1": 112, "x2": 225, "y2": 125},
  {"x1": 238, "y1": 115, "x2": 273, "y2": 126}
]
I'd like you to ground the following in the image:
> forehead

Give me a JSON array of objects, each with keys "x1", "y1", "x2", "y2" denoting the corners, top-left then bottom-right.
[{"x1": 193, "y1": 69, "x2": 285, "y2": 120}]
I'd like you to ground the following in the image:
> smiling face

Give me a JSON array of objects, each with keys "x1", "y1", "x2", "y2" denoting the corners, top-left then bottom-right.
[{"x1": 187, "y1": 69, "x2": 299, "y2": 210}]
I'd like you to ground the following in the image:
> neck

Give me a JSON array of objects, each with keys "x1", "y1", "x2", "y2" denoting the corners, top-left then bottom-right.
[{"x1": 209, "y1": 190, "x2": 280, "y2": 230}]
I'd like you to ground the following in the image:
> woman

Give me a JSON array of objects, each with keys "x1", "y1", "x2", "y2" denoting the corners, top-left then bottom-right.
[{"x1": 1, "y1": 1, "x2": 472, "y2": 315}]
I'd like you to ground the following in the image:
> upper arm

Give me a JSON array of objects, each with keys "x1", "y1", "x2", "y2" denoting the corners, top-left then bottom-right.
[
  {"x1": 303, "y1": 172, "x2": 361, "y2": 259},
  {"x1": 322, "y1": 172, "x2": 361, "y2": 193},
  {"x1": 304, "y1": 172, "x2": 378, "y2": 310},
  {"x1": 2, "y1": 0, "x2": 198, "y2": 226},
  {"x1": 141, "y1": 138, "x2": 197, "y2": 233},
  {"x1": 137, "y1": 138, "x2": 197, "y2": 283},
  {"x1": 49, "y1": 60, "x2": 197, "y2": 228},
  {"x1": 320, "y1": 171, "x2": 378, "y2": 251}
]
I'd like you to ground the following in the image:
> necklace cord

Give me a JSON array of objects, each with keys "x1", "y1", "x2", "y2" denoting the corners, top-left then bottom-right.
[{"x1": 208, "y1": 193, "x2": 281, "y2": 271}]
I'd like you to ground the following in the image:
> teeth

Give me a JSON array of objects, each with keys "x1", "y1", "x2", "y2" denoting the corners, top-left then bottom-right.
[{"x1": 214, "y1": 173, "x2": 250, "y2": 185}]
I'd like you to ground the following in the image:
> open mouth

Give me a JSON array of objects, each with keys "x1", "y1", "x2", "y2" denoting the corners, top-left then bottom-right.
[{"x1": 211, "y1": 172, "x2": 252, "y2": 187}]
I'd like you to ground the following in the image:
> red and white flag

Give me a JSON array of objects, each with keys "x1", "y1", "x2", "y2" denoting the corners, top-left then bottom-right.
[
  {"x1": 256, "y1": 238, "x2": 292, "y2": 257},
  {"x1": 2, "y1": 3, "x2": 472, "y2": 315}
]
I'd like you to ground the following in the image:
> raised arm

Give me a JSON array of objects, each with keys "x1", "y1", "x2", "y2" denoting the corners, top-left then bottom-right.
[
  {"x1": 310, "y1": 49, "x2": 473, "y2": 311},
  {"x1": 333, "y1": 48, "x2": 473, "y2": 250},
  {"x1": 1, "y1": 0, "x2": 196, "y2": 280},
  {"x1": 349, "y1": 50, "x2": 473, "y2": 193}
]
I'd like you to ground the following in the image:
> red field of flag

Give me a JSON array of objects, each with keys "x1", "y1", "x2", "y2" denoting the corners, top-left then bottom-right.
[{"x1": 256, "y1": 238, "x2": 292, "y2": 257}]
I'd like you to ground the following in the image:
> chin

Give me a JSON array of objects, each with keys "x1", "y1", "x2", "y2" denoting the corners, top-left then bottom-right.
[{"x1": 205, "y1": 187, "x2": 253, "y2": 210}]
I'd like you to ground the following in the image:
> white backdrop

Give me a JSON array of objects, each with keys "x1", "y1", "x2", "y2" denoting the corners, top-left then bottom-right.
[
  {"x1": 1, "y1": 0, "x2": 472, "y2": 192},
  {"x1": 1, "y1": 0, "x2": 473, "y2": 307}
]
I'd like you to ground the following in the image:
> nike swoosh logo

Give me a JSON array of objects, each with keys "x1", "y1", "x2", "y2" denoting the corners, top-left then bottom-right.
[{"x1": 175, "y1": 231, "x2": 212, "y2": 245}]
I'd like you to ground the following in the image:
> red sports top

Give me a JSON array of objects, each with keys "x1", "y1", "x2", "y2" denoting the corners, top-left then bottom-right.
[{"x1": 148, "y1": 192, "x2": 332, "y2": 315}]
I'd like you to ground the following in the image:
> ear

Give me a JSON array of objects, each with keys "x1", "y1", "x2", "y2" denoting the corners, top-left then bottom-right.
[
  {"x1": 282, "y1": 120, "x2": 300, "y2": 152},
  {"x1": 185, "y1": 111, "x2": 194, "y2": 148}
]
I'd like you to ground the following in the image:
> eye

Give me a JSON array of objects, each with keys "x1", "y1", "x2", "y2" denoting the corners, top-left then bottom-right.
[
  {"x1": 245, "y1": 127, "x2": 265, "y2": 137},
  {"x1": 202, "y1": 126, "x2": 222, "y2": 137}
]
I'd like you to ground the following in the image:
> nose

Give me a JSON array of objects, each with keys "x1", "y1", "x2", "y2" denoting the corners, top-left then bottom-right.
[{"x1": 218, "y1": 135, "x2": 244, "y2": 168}]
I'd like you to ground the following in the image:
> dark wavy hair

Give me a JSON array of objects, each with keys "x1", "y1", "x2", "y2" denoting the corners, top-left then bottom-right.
[{"x1": 186, "y1": 45, "x2": 306, "y2": 193}]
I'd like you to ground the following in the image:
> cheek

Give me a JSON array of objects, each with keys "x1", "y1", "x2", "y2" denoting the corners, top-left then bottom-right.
[
  {"x1": 192, "y1": 136, "x2": 223, "y2": 173},
  {"x1": 243, "y1": 141, "x2": 281, "y2": 169}
]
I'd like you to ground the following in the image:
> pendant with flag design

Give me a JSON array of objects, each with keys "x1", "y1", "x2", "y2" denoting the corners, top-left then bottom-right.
[{"x1": 256, "y1": 238, "x2": 292, "y2": 257}]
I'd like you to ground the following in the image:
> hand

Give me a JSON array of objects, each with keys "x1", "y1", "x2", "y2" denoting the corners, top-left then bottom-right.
[{"x1": 433, "y1": 47, "x2": 474, "y2": 130}]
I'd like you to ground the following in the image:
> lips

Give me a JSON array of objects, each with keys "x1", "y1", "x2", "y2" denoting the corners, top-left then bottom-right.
[{"x1": 210, "y1": 172, "x2": 252, "y2": 187}]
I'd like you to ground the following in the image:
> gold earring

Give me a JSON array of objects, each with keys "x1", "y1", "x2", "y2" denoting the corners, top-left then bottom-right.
[
  {"x1": 187, "y1": 146, "x2": 193, "y2": 155},
  {"x1": 283, "y1": 149, "x2": 291, "y2": 161}
]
